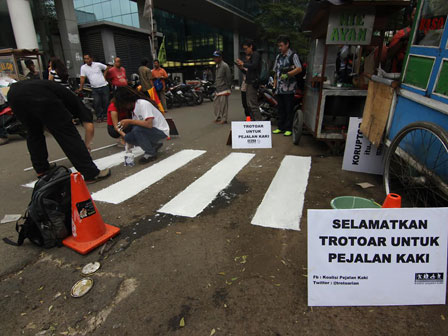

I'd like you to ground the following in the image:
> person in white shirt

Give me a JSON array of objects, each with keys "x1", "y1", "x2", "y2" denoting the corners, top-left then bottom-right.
[
  {"x1": 114, "y1": 86, "x2": 169, "y2": 163},
  {"x1": 77, "y1": 54, "x2": 109, "y2": 122}
]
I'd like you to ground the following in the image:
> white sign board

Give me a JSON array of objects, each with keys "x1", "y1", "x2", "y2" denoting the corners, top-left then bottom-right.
[
  {"x1": 231, "y1": 121, "x2": 272, "y2": 149},
  {"x1": 308, "y1": 208, "x2": 448, "y2": 306},
  {"x1": 326, "y1": 9, "x2": 375, "y2": 45},
  {"x1": 342, "y1": 117, "x2": 385, "y2": 175}
]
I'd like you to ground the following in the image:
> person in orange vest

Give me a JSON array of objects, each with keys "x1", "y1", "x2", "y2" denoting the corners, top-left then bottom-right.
[{"x1": 151, "y1": 59, "x2": 168, "y2": 112}]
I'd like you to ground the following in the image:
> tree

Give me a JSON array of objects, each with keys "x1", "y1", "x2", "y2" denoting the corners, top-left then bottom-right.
[{"x1": 255, "y1": 0, "x2": 310, "y2": 56}]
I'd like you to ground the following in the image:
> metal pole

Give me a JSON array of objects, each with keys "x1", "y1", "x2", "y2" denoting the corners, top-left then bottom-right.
[{"x1": 149, "y1": 0, "x2": 156, "y2": 60}]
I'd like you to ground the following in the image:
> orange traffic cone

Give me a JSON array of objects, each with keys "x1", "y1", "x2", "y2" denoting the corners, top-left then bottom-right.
[
  {"x1": 63, "y1": 173, "x2": 120, "y2": 255},
  {"x1": 382, "y1": 193, "x2": 402, "y2": 208},
  {"x1": 246, "y1": 116, "x2": 251, "y2": 122}
]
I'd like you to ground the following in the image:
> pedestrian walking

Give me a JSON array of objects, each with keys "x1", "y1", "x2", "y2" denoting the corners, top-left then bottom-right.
[
  {"x1": 114, "y1": 86, "x2": 169, "y2": 163},
  {"x1": 138, "y1": 58, "x2": 153, "y2": 92},
  {"x1": 7, "y1": 80, "x2": 110, "y2": 183},
  {"x1": 236, "y1": 40, "x2": 261, "y2": 121},
  {"x1": 48, "y1": 57, "x2": 70, "y2": 89},
  {"x1": 105, "y1": 57, "x2": 128, "y2": 90},
  {"x1": 212, "y1": 50, "x2": 232, "y2": 124},
  {"x1": 77, "y1": 54, "x2": 109, "y2": 122},
  {"x1": 151, "y1": 59, "x2": 168, "y2": 111},
  {"x1": 272, "y1": 35, "x2": 302, "y2": 137}
]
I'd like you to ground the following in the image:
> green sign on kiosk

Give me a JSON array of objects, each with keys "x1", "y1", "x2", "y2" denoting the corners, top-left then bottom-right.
[{"x1": 326, "y1": 9, "x2": 375, "y2": 45}]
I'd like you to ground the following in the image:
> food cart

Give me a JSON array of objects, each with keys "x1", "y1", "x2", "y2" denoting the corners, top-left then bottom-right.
[
  {"x1": 295, "y1": 0, "x2": 411, "y2": 150},
  {"x1": 0, "y1": 48, "x2": 43, "y2": 81},
  {"x1": 382, "y1": 0, "x2": 448, "y2": 207}
]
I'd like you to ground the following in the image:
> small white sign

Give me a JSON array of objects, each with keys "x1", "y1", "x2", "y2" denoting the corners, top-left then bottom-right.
[
  {"x1": 342, "y1": 117, "x2": 385, "y2": 175},
  {"x1": 68, "y1": 33, "x2": 80, "y2": 44},
  {"x1": 308, "y1": 208, "x2": 448, "y2": 306},
  {"x1": 231, "y1": 121, "x2": 272, "y2": 149}
]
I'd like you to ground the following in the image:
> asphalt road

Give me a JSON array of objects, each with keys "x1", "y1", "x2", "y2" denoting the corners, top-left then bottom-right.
[{"x1": 0, "y1": 94, "x2": 446, "y2": 335}]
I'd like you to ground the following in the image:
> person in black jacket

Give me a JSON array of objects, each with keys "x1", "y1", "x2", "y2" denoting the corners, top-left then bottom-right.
[
  {"x1": 236, "y1": 39, "x2": 261, "y2": 121},
  {"x1": 7, "y1": 80, "x2": 110, "y2": 183}
]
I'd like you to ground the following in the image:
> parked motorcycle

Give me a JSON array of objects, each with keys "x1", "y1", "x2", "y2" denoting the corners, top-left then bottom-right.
[
  {"x1": 258, "y1": 84, "x2": 278, "y2": 122},
  {"x1": 0, "y1": 103, "x2": 27, "y2": 139},
  {"x1": 199, "y1": 79, "x2": 216, "y2": 101},
  {"x1": 166, "y1": 79, "x2": 202, "y2": 108},
  {"x1": 257, "y1": 83, "x2": 304, "y2": 144}
]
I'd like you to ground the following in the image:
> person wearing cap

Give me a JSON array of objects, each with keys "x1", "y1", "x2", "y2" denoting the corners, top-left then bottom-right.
[{"x1": 212, "y1": 50, "x2": 232, "y2": 124}]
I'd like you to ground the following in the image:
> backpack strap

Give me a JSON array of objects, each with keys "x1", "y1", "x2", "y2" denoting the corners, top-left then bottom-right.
[{"x1": 2, "y1": 216, "x2": 25, "y2": 246}]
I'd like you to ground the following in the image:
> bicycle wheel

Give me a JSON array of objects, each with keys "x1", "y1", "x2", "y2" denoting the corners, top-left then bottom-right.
[{"x1": 384, "y1": 121, "x2": 448, "y2": 207}]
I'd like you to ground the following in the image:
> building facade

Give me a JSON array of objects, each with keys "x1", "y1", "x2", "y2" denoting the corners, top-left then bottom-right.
[{"x1": 1, "y1": 0, "x2": 260, "y2": 80}]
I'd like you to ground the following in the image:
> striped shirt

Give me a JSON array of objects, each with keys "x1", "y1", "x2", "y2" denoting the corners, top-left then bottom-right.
[{"x1": 50, "y1": 70, "x2": 69, "y2": 89}]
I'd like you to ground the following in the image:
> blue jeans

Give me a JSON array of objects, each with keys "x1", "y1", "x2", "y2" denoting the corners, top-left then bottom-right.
[
  {"x1": 92, "y1": 85, "x2": 109, "y2": 119},
  {"x1": 124, "y1": 126, "x2": 167, "y2": 156}
]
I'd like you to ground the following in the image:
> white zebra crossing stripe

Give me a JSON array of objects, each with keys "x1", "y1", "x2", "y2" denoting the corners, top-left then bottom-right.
[
  {"x1": 92, "y1": 149, "x2": 206, "y2": 204},
  {"x1": 22, "y1": 147, "x2": 145, "y2": 189},
  {"x1": 23, "y1": 143, "x2": 118, "y2": 171},
  {"x1": 251, "y1": 155, "x2": 311, "y2": 231},
  {"x1": 158, "y1": 152, "x2": 255, "y2": 218}
]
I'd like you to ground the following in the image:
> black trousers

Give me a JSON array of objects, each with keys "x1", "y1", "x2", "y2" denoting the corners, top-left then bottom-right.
[
  {"x1": 14, "y1": 102, "x2": 99, "y2": 180},
  {"x1": 241, "y1": 91, "x2": 251, "y2": 117},
  {"x1": 277, "y1": 93, "x2": 295, "y2": 132}
]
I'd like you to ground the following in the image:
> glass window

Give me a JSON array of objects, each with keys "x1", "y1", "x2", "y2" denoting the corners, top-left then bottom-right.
[
  {"x1": 434, "y1": 60, "x2": 448, "y2": 96},
  {"x1": 112, "y1": 15, "x2": 122, "y2": 25},
  {"x1": 131, "y1": 13, "x2": 139, "y2": 27},
  {"x1": 122, "y1": 14, "x2": 133, "y2": 26},
  {"x1": 93, "y1": 3, "x2": 103, "y2": 20},
  {"x1": 413, "y1": 0, "x2": 448, "y2": 47},
  {"x1": 403, "y1": 55, "x2": 435, "y2": 89},
  {"x1": 84, "y1": 5, "x2": 94, "y2": 17},
  {"x1": 102, "y1": 2, "x2": 112, "y2": 18},
  {"x1": 120, "y1": 0, "x2": 131, "y2": 15},
  {"x1": 111, "y1": 0, "x2": 121, "y2": 14}
]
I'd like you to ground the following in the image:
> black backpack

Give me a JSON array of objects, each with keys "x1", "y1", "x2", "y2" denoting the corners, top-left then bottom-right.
[
  {"x1": 5, "y1": 166, "x2": 72, "y2": 248},
  {"x1": 288, "y1": 51, "x2": 307, "y2": 88}
]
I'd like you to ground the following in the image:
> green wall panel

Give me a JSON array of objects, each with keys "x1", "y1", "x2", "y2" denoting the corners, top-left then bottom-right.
[
  {"x1": 403, "y1": 55, "x2": 435, "y2": 89},
  {"x1": 435, "y1": 60, "x2": 448, "y2": 97}
]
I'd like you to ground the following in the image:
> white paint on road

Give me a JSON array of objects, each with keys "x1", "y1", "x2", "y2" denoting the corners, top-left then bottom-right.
[
  {"x1": 251, "y1": 155, "x2": 311, "y2": 231},
  {"x1": 92, "y1": 149, "x2": 206, "y2": 204},
  {"x1": 23, "y1": 143, "x2": 118, "y2": 171},
  {"x1": 158, "y1": 152, "x2": 255, "y2": 217},
  {"x1": 22, "y1": 147, "x2": 145, "y2": 189}
]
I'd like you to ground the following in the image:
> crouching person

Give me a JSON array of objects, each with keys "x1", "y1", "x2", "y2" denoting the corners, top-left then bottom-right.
[{"x1": 114, "y1": 86, "x2": 169, "y2": 164}]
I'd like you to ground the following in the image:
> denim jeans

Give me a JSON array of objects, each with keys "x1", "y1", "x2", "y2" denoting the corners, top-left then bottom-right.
[
  {"x1": 124, "y1": 126, "x2": 167, "y2": 157},
  {"x1": 92, "y1": 85, "x2": 109, "y2": 120}
]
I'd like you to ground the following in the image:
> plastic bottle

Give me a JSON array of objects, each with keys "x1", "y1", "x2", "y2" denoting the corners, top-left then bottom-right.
[{"x1": 124, "y1": 143, "x2": 135, "y2": 167}]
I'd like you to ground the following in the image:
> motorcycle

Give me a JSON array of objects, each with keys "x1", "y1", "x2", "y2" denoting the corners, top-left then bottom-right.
[
  {"x1": 0, "y1": 103, "x2": 27, "y2": 139},
  {"x1": 199, "y1": 79, "x2": 216, "y2": 101},
  {"x1": 166, "y1": 79, "x2": 202, "y2": 108},
  {"x1": 258, "y1": 83, "x2": 278, "y2": 122}
]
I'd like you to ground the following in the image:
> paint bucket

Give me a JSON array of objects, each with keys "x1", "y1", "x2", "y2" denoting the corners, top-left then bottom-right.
[{"x1": 331, "y1": 196, "x2": 381, "y2": 209}]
